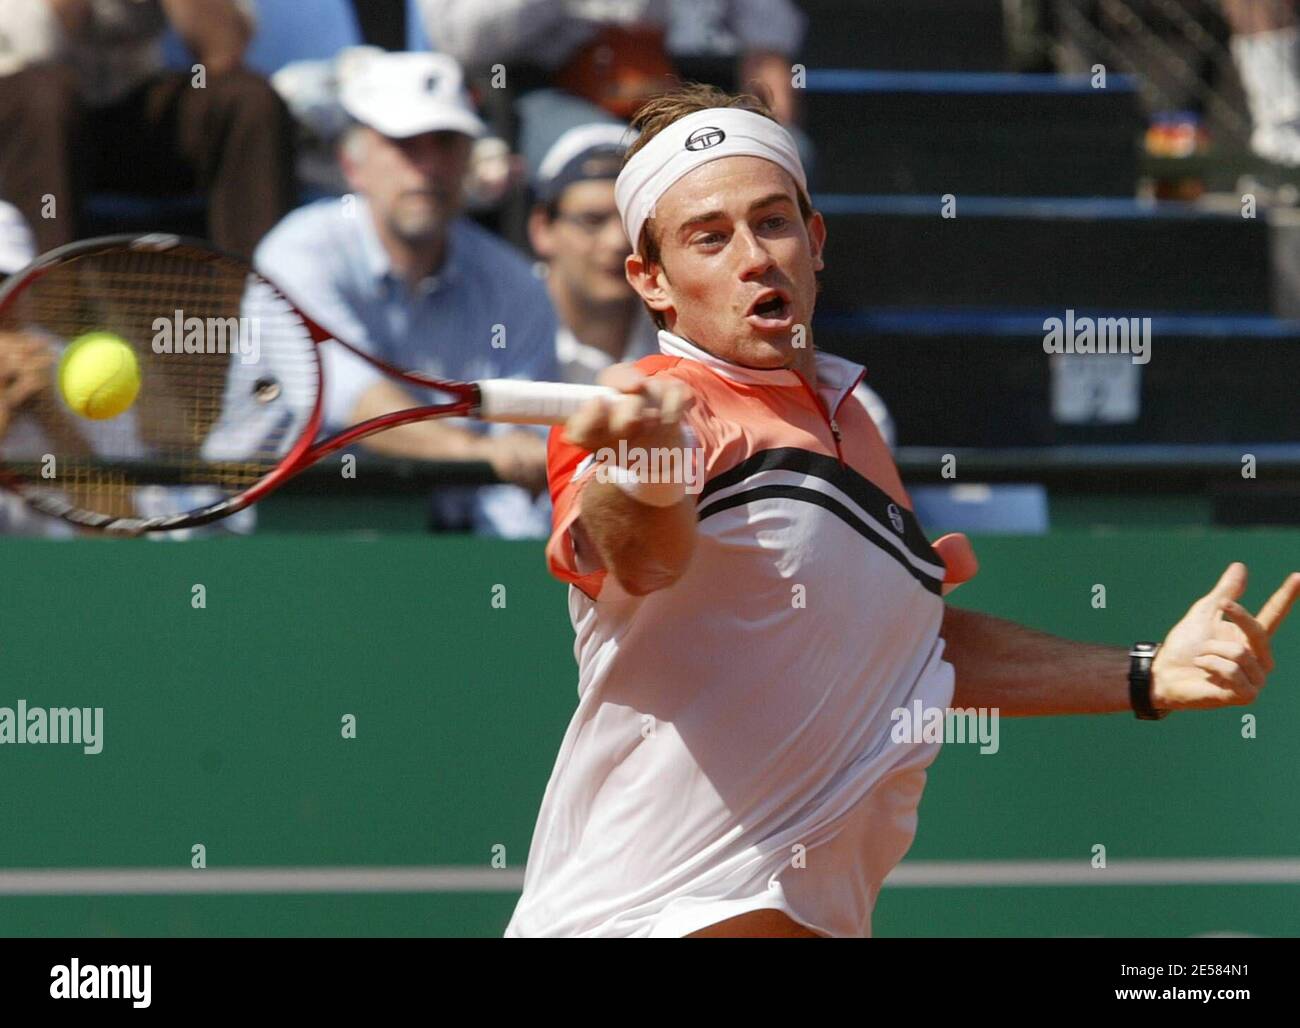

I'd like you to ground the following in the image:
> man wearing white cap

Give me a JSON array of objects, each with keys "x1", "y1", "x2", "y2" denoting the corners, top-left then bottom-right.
[
  {"x1": 254, "y1": 52, "x2": 559, "y2": 537},
  {"x1": 505, "y1": 84, "x2": 1300, "y2": 937}
]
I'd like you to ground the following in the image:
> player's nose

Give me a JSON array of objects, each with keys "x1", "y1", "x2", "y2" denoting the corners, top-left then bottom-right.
[{"x1": 734, "y1": 225, "x2": 775, "y2": 280}]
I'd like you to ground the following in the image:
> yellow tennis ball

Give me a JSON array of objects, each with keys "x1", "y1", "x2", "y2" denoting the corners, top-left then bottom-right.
[{"x1": 58, "y1": 332, "x2": 141, "y2": 420}]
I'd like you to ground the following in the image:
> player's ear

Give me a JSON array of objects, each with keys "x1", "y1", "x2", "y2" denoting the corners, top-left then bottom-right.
[
  {"x1": 625, "y1": 251, "x2": 673, "y2": 318},
  {"x1": 807, "y1": 210, "x2": 827, "y2": 273},
  {"x1": 528, "y1": 205, "x2": 560, "y2": 261}
]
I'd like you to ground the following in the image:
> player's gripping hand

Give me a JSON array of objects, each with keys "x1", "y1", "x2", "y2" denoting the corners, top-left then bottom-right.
[
  {"x1": 562, "y1": 365, "x2": 697, "y2": 595},
  {"x1": 562, "y1": 364, "x2": 694, "y2": 456},
  {"x1": 1152, "y1": 563, "x2": 1300, "y2": 710}
]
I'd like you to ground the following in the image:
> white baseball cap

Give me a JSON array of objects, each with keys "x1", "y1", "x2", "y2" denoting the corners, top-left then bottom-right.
[
  {"x1": 0, "y1": 201, "x2": 34, "y2": 276},
  {"x1": 340, "y1": 51, "x2": 486, "y2": 140}
]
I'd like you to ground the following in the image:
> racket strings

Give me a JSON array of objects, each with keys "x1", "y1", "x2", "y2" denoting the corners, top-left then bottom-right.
[{"x1": 0, "y1": 243, "x2": 321, "y2": 524}]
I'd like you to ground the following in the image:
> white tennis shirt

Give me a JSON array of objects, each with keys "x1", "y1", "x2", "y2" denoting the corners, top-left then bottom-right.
[{"x1": 505, "y1": 330, "x2": 972, "y2": 937}]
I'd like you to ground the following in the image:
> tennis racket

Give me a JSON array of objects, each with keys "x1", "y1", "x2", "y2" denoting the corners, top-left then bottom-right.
[{"x1": 0, "y1": 234, "x2": 617, "y2": 534}]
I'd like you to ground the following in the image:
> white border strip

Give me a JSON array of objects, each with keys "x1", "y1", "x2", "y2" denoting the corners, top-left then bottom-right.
[
  {"x1": 0, "y1": 867, "x2": 526, "y2": 895},
  {"x1": 0, "y1": 859, "x2": 1297, "y2": 896},
  {"x1": 887, "y1": 859, "x2": 1300, "y2": 887}
]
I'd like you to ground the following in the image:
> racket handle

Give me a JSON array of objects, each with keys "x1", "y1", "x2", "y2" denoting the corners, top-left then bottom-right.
[{"x1": 477, "y1": 379, "x2": 622, "y2": 425}]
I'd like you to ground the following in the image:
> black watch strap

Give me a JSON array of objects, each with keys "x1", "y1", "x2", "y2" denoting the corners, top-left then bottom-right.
[{"x1": 1129, "y1": 642, "x2": 1166, "y2": 720}]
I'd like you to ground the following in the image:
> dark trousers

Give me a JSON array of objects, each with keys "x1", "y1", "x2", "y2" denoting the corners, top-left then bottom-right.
[{"x1": 0, "y1": 63, "x2": 295, "y2": 259}]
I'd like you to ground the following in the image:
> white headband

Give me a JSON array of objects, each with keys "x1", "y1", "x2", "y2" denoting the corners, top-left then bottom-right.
[{"x1": 614, "y1": 108, "x2": 807, "y2": 250}]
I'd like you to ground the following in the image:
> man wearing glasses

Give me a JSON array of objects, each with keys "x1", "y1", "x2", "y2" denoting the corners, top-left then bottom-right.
[{"x1": 528, "y1": 123, "x2": 659, "y2": 386}]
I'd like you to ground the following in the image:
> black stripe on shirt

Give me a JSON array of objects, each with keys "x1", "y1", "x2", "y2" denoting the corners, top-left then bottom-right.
[
  {"x1": 696, "y1": 483, "x2": 943, "y2": 595},
  {"x1": 698, "y1": 447, "x2": 939, "y2": 570}
]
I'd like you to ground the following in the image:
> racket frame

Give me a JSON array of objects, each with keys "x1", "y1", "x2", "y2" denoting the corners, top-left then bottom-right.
[{"x1": 0, "y1": 233, "x2": 535, "y2": 534}]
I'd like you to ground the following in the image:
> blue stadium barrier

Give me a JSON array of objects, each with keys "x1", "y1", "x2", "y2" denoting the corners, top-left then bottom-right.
[
  {"x1": 162, "y1": 0, "x2": 363, "y2": 76},
  {"x1": 245, "y1": 0, "x2": 362, "y2": 76},
  {"x1": 407, "y1": 0, "x2": 433, "y2": 51},
  {"x1": 910, "y1": 484, "x2": 1050, "y2": 535},
  {"x1": 812, "y1": 194, "x2": 1239, "y2": 222},
  {"x1": 803, "y1": 70, "x2": 1140, "y2": 95},
  {"x1": 815, "y1": 307, "x2": 1300, "y2": 338}
]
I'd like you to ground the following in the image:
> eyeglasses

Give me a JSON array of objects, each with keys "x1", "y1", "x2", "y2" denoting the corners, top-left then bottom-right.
[{"x1": 555, "y1": 210, "x2": 623, "y2": 236}]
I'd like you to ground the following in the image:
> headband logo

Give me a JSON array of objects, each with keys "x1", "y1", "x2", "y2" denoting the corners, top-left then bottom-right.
[{"x1": 684, "y1": 126, "x2": 726, "y2": 151}]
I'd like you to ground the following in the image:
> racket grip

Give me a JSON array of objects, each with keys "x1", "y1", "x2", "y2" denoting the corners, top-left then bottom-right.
[{"x1": 477, "y1": 379, "x2": 622, "y2": 425}]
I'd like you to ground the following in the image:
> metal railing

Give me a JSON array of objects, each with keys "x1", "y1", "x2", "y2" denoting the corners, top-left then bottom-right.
[{"x1": 1043, "y1": 0, "x2": 1251, "y2": 146}]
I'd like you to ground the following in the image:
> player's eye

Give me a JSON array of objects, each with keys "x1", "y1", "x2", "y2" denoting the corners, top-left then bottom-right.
[
  {"x1": 694, "y1": 231, "x2": 726, "y2": 246},
  {"x1": 761, "y1": 215, "x2": 788, "y2": 230}
]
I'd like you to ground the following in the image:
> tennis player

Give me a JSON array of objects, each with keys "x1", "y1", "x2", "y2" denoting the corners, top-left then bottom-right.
[{"x1": 504, "y1": 85, "x2": 1300, "y2": 938}]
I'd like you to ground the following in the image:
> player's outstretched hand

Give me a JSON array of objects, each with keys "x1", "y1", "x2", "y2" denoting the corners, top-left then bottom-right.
[
  {"x1": 1151, "y1": 563, "x2": 1300, "y2": 710},
  {"x1": 562, "y1": 364, "x2": 694, "y2": 456}
]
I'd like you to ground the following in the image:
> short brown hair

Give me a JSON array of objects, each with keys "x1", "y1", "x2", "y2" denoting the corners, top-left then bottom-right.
[{"x1": 624, "y1": 83, "x2": 815, "y2": 330}]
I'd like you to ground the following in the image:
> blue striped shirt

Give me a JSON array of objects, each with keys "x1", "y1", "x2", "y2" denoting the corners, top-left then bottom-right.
[{"x1": 254, "y1": 196, "x2": 559, "y2": 536}]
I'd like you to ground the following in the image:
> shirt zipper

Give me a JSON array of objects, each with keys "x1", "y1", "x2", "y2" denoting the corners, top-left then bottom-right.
[{"x1": 793, "y1": 367, "x2": 865, "y2": 466}]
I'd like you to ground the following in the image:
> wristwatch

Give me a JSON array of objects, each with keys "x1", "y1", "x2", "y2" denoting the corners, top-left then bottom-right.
[{"x1": 1129, "y1": 642, "x2": 1166, "y2": 720}]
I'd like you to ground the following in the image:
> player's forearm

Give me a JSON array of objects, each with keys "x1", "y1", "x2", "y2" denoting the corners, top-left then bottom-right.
[
  {"x1": 940, "y1": 606, "x2": 1130, "y2": 716},
  {"x1": 580, "y1": 478, "x2": 696, "y2": 597}
]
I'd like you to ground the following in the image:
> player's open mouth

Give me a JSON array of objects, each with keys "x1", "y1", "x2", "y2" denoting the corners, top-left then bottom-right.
[{"x1": 745, "y1": 290, "x2": 794, "y2": 330}]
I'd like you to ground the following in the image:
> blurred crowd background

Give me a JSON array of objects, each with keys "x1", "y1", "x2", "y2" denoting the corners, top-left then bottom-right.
[{"x1": 3, "y1": 0, "x2": 1300, "y2": 539}]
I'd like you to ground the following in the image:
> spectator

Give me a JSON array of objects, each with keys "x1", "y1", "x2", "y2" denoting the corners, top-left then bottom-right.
[
  {"x1": 0, "y1": 0, "x2": 294, "y2": 258},
  {"x1": 528, "y1": 123, "x2": 658, "y2": 383},
  {"x1": 254, "y1": 51, "x2": 557, "y2": 538},
  {"x1": 0, "y1": 200, "x2": 34, "y2": 279},
  {"x1": 1226, "y1": 0, "x2": 1300, "y2": 165},
  {"x1": 0, "y1": 200, "x2": 49, "y2": 534},
  {"x1": 271, "y1": 45, "x2": 526, "y2": 213},
  {"x1": 0, "y1": 200, "x2": 39, "y2": 454},
  {"x1": 418, "y1": 0, "x2": 810, "y2": 179}
]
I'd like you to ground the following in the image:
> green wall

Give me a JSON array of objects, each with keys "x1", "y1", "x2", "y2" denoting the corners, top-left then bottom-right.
[{"x1": 1, "y1": 532, "x2": 1297, "y2": 936}]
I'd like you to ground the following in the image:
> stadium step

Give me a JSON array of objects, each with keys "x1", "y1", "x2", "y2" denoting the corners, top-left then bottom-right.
[
  {"x1": 815, "y1": 309, "x2": 1300, "y2": 447},
  {"x1": 812, "y1": 195, "x2": 1295, "y2": 315},
  {"x1": 803, "y1": 71, "x2": 1143, "y2": 197},
  {"x1": 798, "y1": 0, "x2": 1008, "y2": 72}
]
